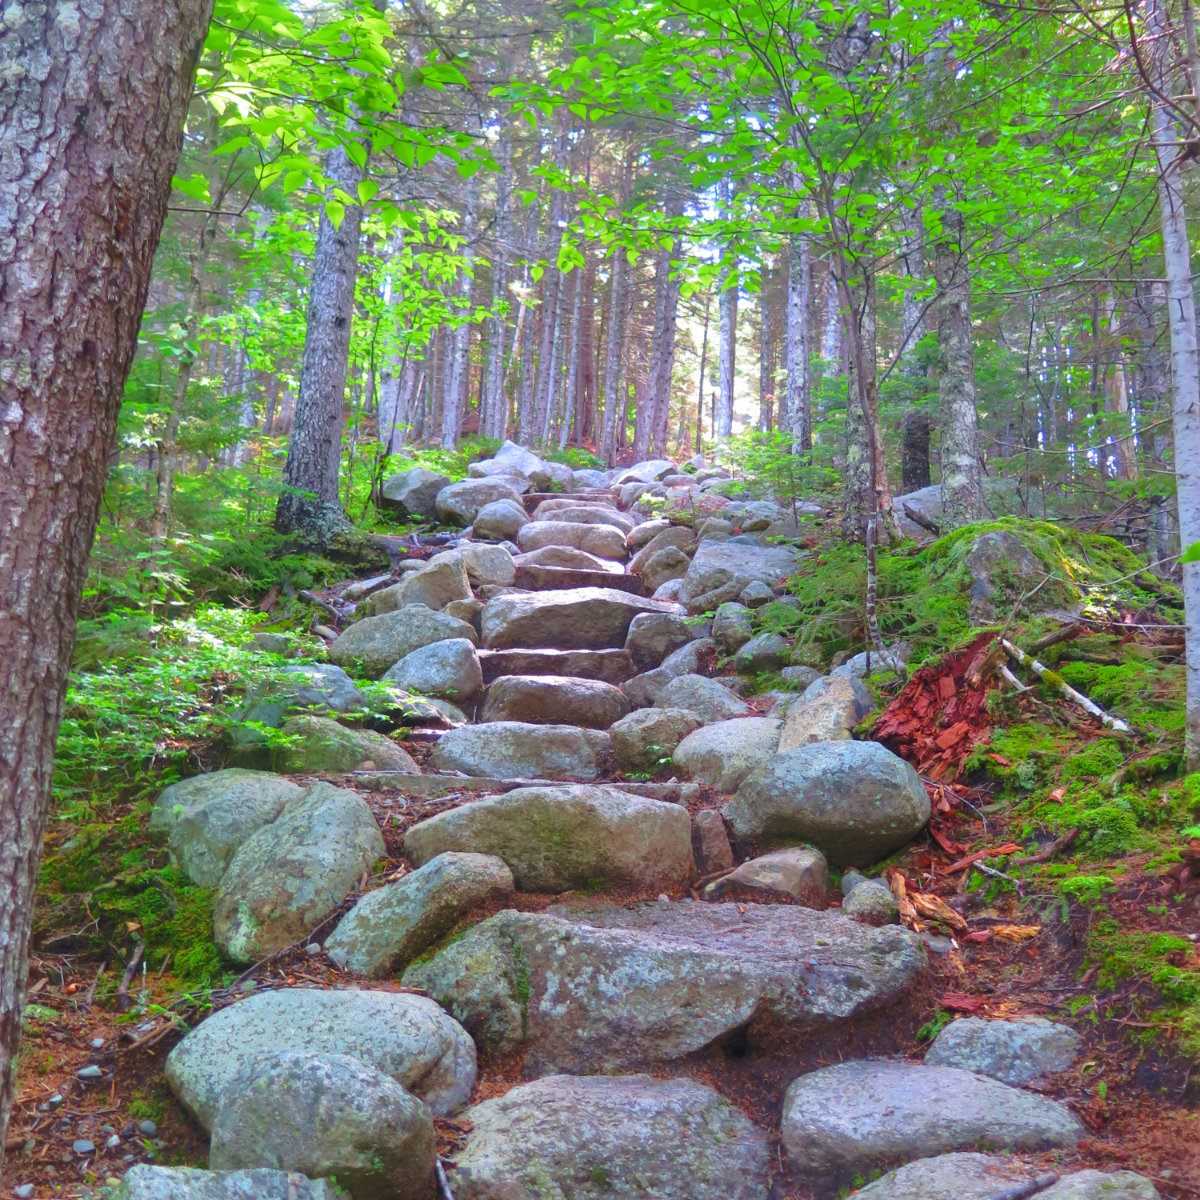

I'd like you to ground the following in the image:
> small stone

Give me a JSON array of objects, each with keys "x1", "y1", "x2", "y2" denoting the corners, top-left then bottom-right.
[
  {"x1": 704, "y1": 847, "x2": 828, "y2": 903},
  {"x1": 48, "y1": 1093, "x2": 62, "y2": 1106},
  {"x1": 78, "y1": 1065, "x2": 103, "y2": 1080},
  {"x1": 91, "y1": 1037, "x2": 106, "y2": 1050},
  {"x1": 739, "y1": 581, "x2": 775, "y2": 607},
  {"x1": 841, "y1": 878, "x2": 900, "y2": 925},
  {"x1": 137, "y1": 1120, "x2": 158, "y2": 1138},
  {"x1": 925, "y1": 1017, "x2": 1084, "y2": 1086},
  {"x1": 74, "y1": 1139, "x2": 96, "y2": 1155},
  {"x1": 693, "y1": 809, "x2": 735, "y2": 874},
  {"x1": 107, "y1": 1134, "x2": 122, "y2": 1149},
  {"x1": 305, "y1": 942, "x2": 321, "y2": 956},
  {"x1": 14, "y1": 1185, "x2": 34, "y2": 1199}
]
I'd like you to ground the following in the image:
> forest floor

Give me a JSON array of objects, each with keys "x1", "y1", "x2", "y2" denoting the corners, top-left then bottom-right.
[{"x1": 7, "y1": 510, "x2": 1200, "y2": 1199}]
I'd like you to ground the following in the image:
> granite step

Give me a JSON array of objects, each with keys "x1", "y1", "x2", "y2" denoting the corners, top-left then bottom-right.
[
  {"x1": 513, "y1": 564, "x2": 644, "y2": 594},
  {"x1": 478, "y1": 647, "x2": 637, "y2": 685}
]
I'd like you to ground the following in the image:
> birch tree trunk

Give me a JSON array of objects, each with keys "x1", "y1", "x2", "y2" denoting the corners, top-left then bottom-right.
[
  {"x1": 842, "y1": 271, "x2": 879, "y2": 540},
  {"x1": 600, "y1": 246, "x2": 629, "y2": 462},
  {"x1": 822, "y1": 263, "x2": 843, "y2": 366},
  {"x1": 934, "y1": 201, "x2": 983, "y2": 530},
  {"x1": 1148, "y1": 0, "x2": 1200, "y2": 767},
  {"x1": 482, "y1": 134, "x2": 512, "y2": 439},
  {"x1": 559, "y1": 266, "x2": 585, "y2": 450},
  {"x1": 1105, "y1": 294, "x2": 1138, "y2": 480},
  {"x1": 759, "y1": 262, "x2": 774, "y2": 433},
  {"x1": 531, "y1": 135, "x2": 568, "y2": 444},
  {"x1": 786, "y1": 230, "x2": 812, "y2": 453},
  {"x1": 0, "y1": 0, "x2": 211, "y2": 1158},
  {"x1": 442, "y1": 171, "x2": 480, "y2": 449},
  {"x1": 275, "y1": 144, "x2": 364, "y2": 541}
]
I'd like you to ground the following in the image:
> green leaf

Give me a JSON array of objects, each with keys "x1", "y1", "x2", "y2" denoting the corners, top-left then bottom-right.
[
  {"x1": 173, "y1": 173, "x2": 211, "y2": 203},
  {"x1": 325, "y1": 200, "x2": 346, "y2": 230},
  {"x1": 357, "y1": 180, "x2": 379, "y2": 205},
  {"x1": 1181, "y1": 542, "x2": 1200, "y2": 564}
]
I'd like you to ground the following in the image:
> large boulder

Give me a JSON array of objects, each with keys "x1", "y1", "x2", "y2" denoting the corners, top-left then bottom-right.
[
  {"x1": 381, "y1": 638, "x2": 483, "y2": 704},
  {"x1": 479, "y1": 674, "x2": 630, "y2": 729},
  {"x1": 404, "y1": 903, "x2": 924, "y2": 1073},
  {"x1": 514, "y1": 544, "x2": 623, "y2": 574},
  {"x1": 379, "y1": 467, "x2": 451, "y2": 521},
  {"x1": 367, "y1": 555, "x2": 471, "y2": 614},
  {"x1": 208, "y1": 1051, "x2": 436, "y2": 1200},
  {"x1": 642, "y1": 545, "x2": 692, "y2": 593},
  {"x1": 778, "y1": 674, "x2": 875, "y2": 749},
  {"x1": 965, "y1": 529, "x2": 1041, "y2": 622},
  {"x1": 471, "y1": 498, "x2": 529, "y2": 541},
  {"x1": 271, "y1": 715, "x2": 418, "y2": 773},
  {"x1": 704, "y1": 847, "x2": 827, "y2": 902},
  {"x1": 447, "y1": 1074, "x2": 770, "y2": 1200},
  {"x1": 478, "y1": 647, "x2": 636, "y2": 686},
  {"x1": 533, "y1": 501, "x2": 635, "y2": 534},
  {"x1": 852, "y1": 1155, "x2": 1159, "y2": 1200},
  {"x1": 724, "y1": 741, "x2": 930, "y2": 866},
  {"x1": 326, "y1": 852, "x2": 514, "y2": 978},
  {"x1": 212, "y1": 783, "x2": 385, "y2": 962},
  {"x1": 233, "y1": 664, "x2": 365, "y2": 739},
  {"x1": 481, "y1": 588, "x2": 672, "y2": 651},
  {"x1": 405, "y1": 785, "x2": 692, "y2": 892},
  {"x1": 732, "y1": 631, "x2": 790, "y2": 674},
  {"x1": 516, "y1": 520, "x2": 628, "y2": 561},
  {"x1": 628, "y1": 526, "x2": 696, "y2": 575},
  {"x1": 112, "y1": 1167, "x2": 338, "y2": 1200},
  {"x1": 328, "y1": 605, "x2": 478, "y2": 678},
  {"x1": 712, "y1": 602, "x2": 754, "y2": 654},
  {"x1": 165, "y1": 987, "x2": 476, "y2": 1127},
  {"x1": 573, "y1": 467, "x2": 611, "y2": 488},
  {"x1": 614, "y1": 459, "x2": 677, "y2": 484},
  {"x1": 436, "y1": 478, "x2": 528, "y2": 526},
  {"x1": 149, "y1": 770, "x2": 302, "y2": 888},
  {"x1": 624, "y1": 612, "x2": 694, "y2": 672},
  {"x1": 472, "y1": 438, "x2": 551, "y2": 489},
  {"x1": 627, "y1": 518, "x2": 670, "y2": 549},
  {"x1": 428, "y1": 722, "x2": 610, "y2": 781},
  {"x1": 924, "y1": 1016, "x2": 1083, "y2": 1085},
  {"x1": 893, "y1": 484, "x2": 944, "y2": 540},
  {"x1": 654, "y1": 674, "x2": 750, "y2": 723},
  {"x1": 678, "y1": 541, "x2": 800, "y2": 614},
  {"x1": 610, "y1": 707, "x2": 703, "y2": 774},
  {"x1": 673, "y1": 718, "x2": 782, "y2": 792},
  {"x1": 781, "y1": 1060, "x2": 1083, "y2": 1178},
  {"x1": 457, "y1": 542, "x2": 516, "y2": 587}
]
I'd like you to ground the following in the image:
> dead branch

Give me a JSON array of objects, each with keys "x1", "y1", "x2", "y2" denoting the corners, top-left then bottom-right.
[
  {"x1": 1001, "y1": 638, "x2": 1132, "y2": 733},
  {"x1": 902, "y1": 501, "x2": 940, "y2": 535},
  {"x1": 299, "y1": 589, "x2": 341, "y2": 622},
  {"x1": 1028, "y1": 622, "x2": 1084, "y2": 654},
  {"x1": 983, "y1": 1173, "x2": 1059, "y2": 1200},
  {"x1": 436, "y1": 1159, "x2": 456, "y2": 1200},
  {"x1": 1011, "y1": 828, "x2": 1080, "y2": 867},
  {"x1": 116, "y1": 941, "x2": 144, "y2": 1013}
]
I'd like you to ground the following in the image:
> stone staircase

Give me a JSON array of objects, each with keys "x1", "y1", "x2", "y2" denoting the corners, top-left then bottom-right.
[{"x1": 123, "y1": 448, "x2": 1158, "y2": 1200}]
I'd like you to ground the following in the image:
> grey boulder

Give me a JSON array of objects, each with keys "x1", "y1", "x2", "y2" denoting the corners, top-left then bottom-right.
[
  {"x1": 610, "y1": 707, "x2": 703, "y2": 774},
  {"x1": 429, "y1": 721, "x2": 610, "y2": 781},
  {"x1": 111, "y1": 1166, "x2": 338, "y2": 1200},
  {"x1": 447, "y1": 1074, "x2": 770, "y2": 1200},
  {"x1": 326, "y1": 852, "x2": 514, "y2": 978},
  {"x1": 404, "y1": 784, "x2": 693, "y2": 892},
  {"x1": 516, "y1": 520, "x2": 628, "y2": 560},
  {"x1": 712, "y1": 602, "x2": 754, "y2": 654},
  {"x1": 672, "y1": 717, "x2": 781, "y2": 792},
  {"x1": 624, "y1": 611, "x2": 695, "y2": 671},
  {"x1": 841, "y1": 878, "x2": 900, "y2": 924},
  {"x1": 404, "y1": 903, "x2": 924, "y2": 1074},
  {"x1": 212, "y1": 782, "x2": 385, "y2": 962},
  {"x1": 165, "y1": 987, "x2": 476, "y2": 1127},
  {"x1": 233, "y1": 663, "x2": 365, "y2": 739},
  {"x1": 436, "y1": 478, "x2": 528, "y2": 525},
  {"x1": 724, "y1": 741, "x2": 930, "y2": 867},
  {"x1": 367, "y1": 555, "x2": 470, "y2": 614},
  {"x1": 479, "y1": 674, "x2": 630, "y2": 729},
  {"x1": 853, "y1": 1158, "x2": 1157, "y2": 1200},
  {"x1": 780, "y1": 1059, "x2": 1083, "y2": 1178},
  {"x1": 471, "y1": 498, "x2": 530, "y2": 541},
  {"x1": 150, "y1": 770, "x2": 303, "y2": 888},
  {"x1": 457, "y1": 542, "x2": 516, "y2": 587},
  {"x1": 704, "y1": 847, "x2": 827, "y2": 902},
  {"x1": 641, "y1": 545, "x2": 692, "y2": 593},
  {"x1": 732, "y1": 631, "x2": 790, "y2": 674},
  {"x1": 271, "y1": 715, "x2": 418, "y2": 774},
  {"x1": 654, "y1": 674, "x2": 750, "y2": 723},
  {"x1": 328, "y1": 605, "x2": 478, "y2": 678},
  {"x1": 924, "y1": 1016, "x2": 1083, "y2": 1085},
  {"x1": 380, "y1": 467, "x2": 451, "y2": 521},
  {"x1": 209, "y1": 1051, "x2": 436, "y2": 1200},
  {"x1": 481, "y1": 587, "x2": 671, "y2": 650},
  {"x1": 382, "y1": 637, "x2": 483, "y2": 703},
  {"x1": 778, "y1": 674, "x2": 875, "y2": 748},
  {"x1": 678, "y1": 541, "x2": 799, "y2": 614}
]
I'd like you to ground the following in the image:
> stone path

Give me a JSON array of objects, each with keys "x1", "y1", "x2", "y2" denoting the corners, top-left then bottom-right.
[{"x1": 126, "y1": 444, "x2": 1159, "y2": 1200}]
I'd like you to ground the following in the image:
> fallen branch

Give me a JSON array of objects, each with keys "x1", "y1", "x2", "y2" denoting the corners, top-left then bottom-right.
[
  {"x1": 436, "y1": 1159, "x2": 456, "y2": 1200},
  {"x1": 902, "y1": 501, "x2": 940, "y2": 535},
  {"x1": 942, "y1": 843, "x2": 1023, "y2": 873},
  {"x1": 1029, "y1": 622, "x2": 1083, "y2": 654},
  {"x1": 298, "y1": 589, "x2": 341, "y2": 622},
  {"x1": 1001, "y1": 638, "x2": 1132, "y2": 733},
  {"x1": 998, "y1": 663, "x2": 1033, "y2": 693},
  {"x1": 1012, "y1": 827, "x2": 1079, "y2": 867},
  {"x1": 983, "y1": 1174, "x2": 1059, "y2": 1200},
  {"x1": 116, "y1": 941, "x2": 144, "y2": 1013}
]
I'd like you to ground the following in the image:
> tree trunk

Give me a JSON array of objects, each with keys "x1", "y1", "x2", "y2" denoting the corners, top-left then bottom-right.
[
  {"x1": 717, "y1": 264, "x2": 738, "y2": 438},
  {"x1": 0, "y1": 0, "x2": 211, "y2": 1160},
  {"x1": 822, "y1": 262, "x2": 843, "y2": 366},
  {"x1": 442, "y1": 172, "x2": 481, "y2": 449},
  {"x1": 516, "y1": 202, "x2": 540, "y2": 444},
  {"x1": 901, "y1": 411, "x2": 932, "y2": 492},
  {"x1": 898, "y1": 204, "x2": 926, "y2": 370},
  {"x1": 531, "y1": 135, "x2": 568, "y2": 444},
  {"x1": 841, "y1": 270, "x2": 879, "y2": 540},
  {"x1": 934, "y1": 201, "x2": 983, "y2": 529},
  {"x1": 652, "y1": 267, "x2": 683, "y2": 456},
  {"x1": 759, "y1": 261, "x2": 773, "y2": 433},
  {"x1": 600, "y1": 246, "x2": 629, "y2": 462},
  {"x1": 785, "y1": 229, "x2": 812, "y2": 452},
  {"x1": 483, "y1": 131, "x2": 513, "y2": 440},
  {"x1": 1105, "y1": 293, "x2": 1138, "y2": 481},
  {"x1": 695, "y1": 291, "x2": 712, "y2": 452},
  {"x1": 559, "y1": 266, "x2": 585, "y2": 450},
  {"x1": 1149, "y1": 0, "x2": 1200, "y2": 767},
  {"x1": 275, "y1": 145, "x2": 364, "y2": 541}
]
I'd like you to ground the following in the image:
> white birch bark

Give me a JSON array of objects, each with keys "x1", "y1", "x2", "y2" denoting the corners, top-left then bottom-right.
[{"x1": 786, "y1": 229, "x2": 812, "y2": 452}]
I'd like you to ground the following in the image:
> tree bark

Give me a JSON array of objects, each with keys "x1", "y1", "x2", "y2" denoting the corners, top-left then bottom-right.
[
  {"x1": 482, "y1": 131, "x2": 513, "y2": 440},
  {"x1": 716, "y1": 206, "x2": 738, "y2": 438},
  {"x1": 841, "y1": 270, "x2": 879, "y2": 540},
  {"x1": 516, "y1": 201, "x2": 540, "y2": 444},
  {"x1": 901, "y1": 410, "x2": 932, "y2": 492},
  {"x1": 275, "y1": 145, "x2": 364, "y2": 541},
  {"x1": 785, "y1": 228, "x2": 812, "y2": 452},
  {"x1": 652, "y1": 266, "x2": 683, "y2": 456},
  {"x1": 0, "y1": 0, "x2": 212, "y2": 1160},
  {"x1": 1148, "y1": 0, "x2": 1200, "y2": 768},
  {"x1": 934, "y1": 201, "x2": 983, "y2": 530},
  {"x1": 442, "y1": 171, "x2": 480, "y2": 448},
  {"x1": 1105, "y1": 293, "x2": 1138, "y2": 480},
  {"x1": 600, "y1": 245, "x2": 629, "y2": 462}
]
